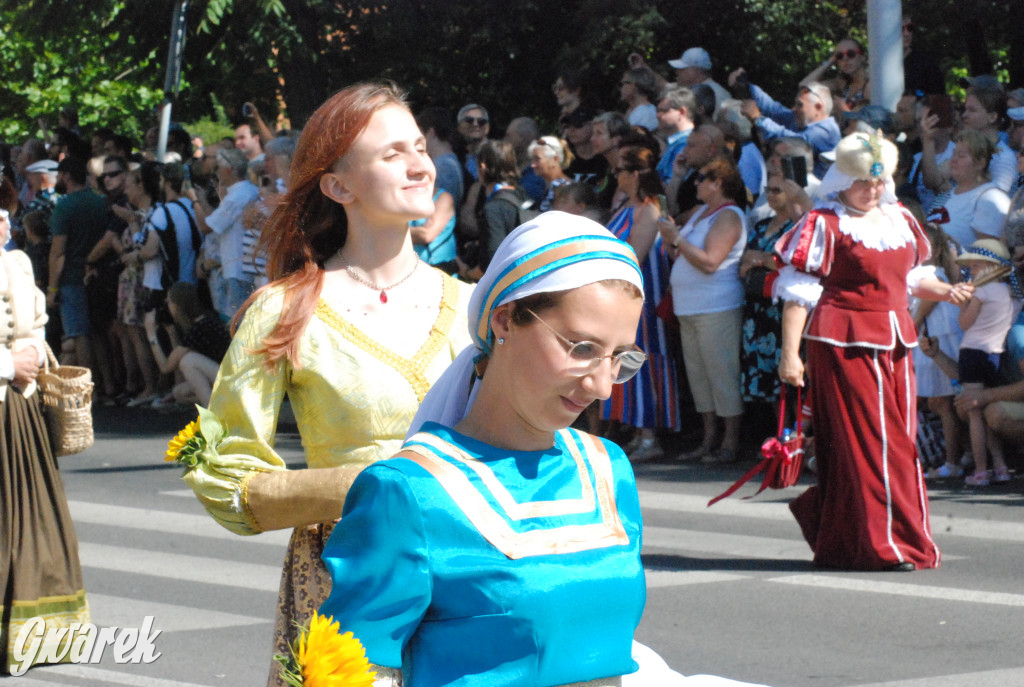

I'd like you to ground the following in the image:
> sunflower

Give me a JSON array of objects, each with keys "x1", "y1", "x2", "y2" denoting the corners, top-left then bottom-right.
[
  {"x1": 165, "y1": 419, "x2": 203, "y2": 467},
  {"x1": 277, "y1": 612, "x2": 376, "y2": 687}
]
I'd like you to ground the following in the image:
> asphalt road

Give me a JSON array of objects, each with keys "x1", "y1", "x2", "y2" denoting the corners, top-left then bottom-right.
[{"x1": 17, "y1": 404, "x2": 1024, "y2": 686}]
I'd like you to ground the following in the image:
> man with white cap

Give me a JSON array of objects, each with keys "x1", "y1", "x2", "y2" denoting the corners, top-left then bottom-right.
[
  {"x1": 12, "y1": 159, "x2": 60, "y2": 247},
  {"x1": 22, "y1": 159, "x2": 59, "y2": 218},
  {"x1": 668, "y1": 47, "x2": 731, "y2": 110}
]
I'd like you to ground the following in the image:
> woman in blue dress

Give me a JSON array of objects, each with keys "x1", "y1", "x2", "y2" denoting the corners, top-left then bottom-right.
[
  {"x1": 319, "y1": 212, "x2": 773, "y2": 687},
  {"x1": 320, "y1": 212, "x2": 647, "y2": 685},
  {"x1": 601, "y1": 145, "x2": 680, "y2": 461}
]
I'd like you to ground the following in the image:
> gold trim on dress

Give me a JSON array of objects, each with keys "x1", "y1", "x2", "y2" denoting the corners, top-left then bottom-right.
[
  {"x1": 400, "y1": 429, "x2": 628, "y2": 560},
  {"x1": 410, "y1": 431, "x2": 595, "y2": 519},
  {"x1": 314, "y1": 273, "x2": 460, "y2": 402}
]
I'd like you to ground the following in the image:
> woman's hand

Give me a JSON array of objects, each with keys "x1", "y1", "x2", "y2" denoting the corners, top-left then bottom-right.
[
  {"x1": 12, "y1": 348, "x2": 40, "y2": 388},
  {"x1": 955, "y1": 387, "x2": 989, "y2": 415},
  {"x1": 947, "y1": 282, "x2": 974, "y2": 305},
  {"x1": 781, "y1": 179, "x2": 811, "y2": 217},
  {"x1": 657, "y1": 217, "x2": 678, "y2": 247},
  {"x1": 919, "y1": 107, "x2": 939, "y2": 141},
  {"x1": 778, "y1": 350, "x2": 805, "y2": 387},
  {"x1": 741, "y1": 249, "x2": 765, "y2": 276}
]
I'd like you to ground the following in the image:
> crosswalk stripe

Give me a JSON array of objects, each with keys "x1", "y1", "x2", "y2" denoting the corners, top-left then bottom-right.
[
  {"x1": 643, "y1": 525, "x2": 810, "y2": 561},
  {"x1": 68, "y1": 500, "x2": 293, "y2": 547},
  {"x1": 24, "y1": 664, "x2": 211, "y2": 687},
  {"x1": 645, "y1": 570, "x2": 749, "y2": 588},
  {"x1": 78, "y1": 543, "x2": 281, "y2": 593},
  {"x1": 768, "y1": 574, "x2": 1024, "y2": 608},
  {"x1": 639, "y1": 489, "x2": 1024, "y2": 542},
  {"x1": 854, "y1": 667, "x2": 1024, "y2": 686},
  {"x1": 85, "y1": 593, "x2": 267, "y2": 632}
]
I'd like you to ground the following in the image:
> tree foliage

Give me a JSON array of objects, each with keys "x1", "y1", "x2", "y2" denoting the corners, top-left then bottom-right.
[{"x1": 0, "y1": 0, "x2": 1019, "y2": 142}]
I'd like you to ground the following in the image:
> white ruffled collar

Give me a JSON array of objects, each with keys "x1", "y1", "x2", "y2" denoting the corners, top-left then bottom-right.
[{"x1": 820, "y1": 201, "x2": 916, "y2": 252}]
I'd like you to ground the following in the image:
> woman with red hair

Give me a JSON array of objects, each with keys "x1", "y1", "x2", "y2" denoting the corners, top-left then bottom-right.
[{"x1": 180, "y1": 82, "x2": 473, "y2": 686}]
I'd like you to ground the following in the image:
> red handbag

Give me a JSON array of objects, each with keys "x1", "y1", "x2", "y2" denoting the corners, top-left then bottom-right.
[{"x1": 708, "y1": 386, "x2": 805, "y2": 506}]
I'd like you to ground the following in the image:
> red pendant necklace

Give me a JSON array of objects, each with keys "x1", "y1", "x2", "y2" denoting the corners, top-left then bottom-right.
[{"x1": 337, "y1": 253, "x2": 420, "y2": 304}]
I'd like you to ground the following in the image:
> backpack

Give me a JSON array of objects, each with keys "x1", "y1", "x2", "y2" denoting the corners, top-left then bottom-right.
[
  {"x1": 156, "y1": 200, "x2": 202, "y2": 285},
  {"x1": 492, "y1": 187, "x2": 540, "y2": 226}
]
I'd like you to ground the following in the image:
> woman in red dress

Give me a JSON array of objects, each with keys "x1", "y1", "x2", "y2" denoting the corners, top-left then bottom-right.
[{"x1": 775, "y1": 133, "x2": 973, "y2": 571}]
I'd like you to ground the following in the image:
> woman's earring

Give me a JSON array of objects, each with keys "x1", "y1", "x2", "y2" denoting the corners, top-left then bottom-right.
[{"x1": 497, "y1": 338, "x2": 505, "y2": 345}]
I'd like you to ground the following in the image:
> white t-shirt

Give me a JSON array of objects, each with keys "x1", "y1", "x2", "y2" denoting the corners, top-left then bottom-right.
[
  {"x1": 989, "y1": 141, "x2": 1018, "y2": 194},
  {"x1": 932, "y1": 182, "x2": 1010, "y2": 247},
  {"x1": 960, "y1": 281, "x2": 1019, "y2": 354}
]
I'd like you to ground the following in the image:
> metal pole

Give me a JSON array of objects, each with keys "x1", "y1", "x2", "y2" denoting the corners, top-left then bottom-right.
[
  {"x1": 867, "y1": 0, "x2": 903, "y2": 110},
  {"x1": 157, "y1": 0, "x2": 190, "y2": 162}
]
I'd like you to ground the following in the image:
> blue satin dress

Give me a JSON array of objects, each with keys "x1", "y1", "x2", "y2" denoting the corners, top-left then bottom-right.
[{"x1": 320, "y1": 423, "x2": 646, "y2": 686}]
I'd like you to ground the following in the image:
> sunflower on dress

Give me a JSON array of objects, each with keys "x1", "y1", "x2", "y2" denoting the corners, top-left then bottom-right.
[{"x1": 275, "y1": 611, "x2": 376, "y2": 687}]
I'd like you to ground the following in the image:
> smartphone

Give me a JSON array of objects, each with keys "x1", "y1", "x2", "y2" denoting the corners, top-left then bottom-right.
[
  {"x1": 924, "y1": 94, "x2": 953, "y2": 129},
  {"x1": 781, "y1": 156, "x2": 808, "y2": 188},
  {"x1": 730, "y1": 72, "x2": 752, "y2": 100},
  {"x1": 656, "y1": 194, "x2": 670, "y2": 219},
  {"x1": 242, "y1": 103, "x2": 254, "y2": 117}
]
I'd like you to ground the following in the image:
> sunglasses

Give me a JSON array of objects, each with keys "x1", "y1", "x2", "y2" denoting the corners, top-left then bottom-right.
[
  {"x1": 462, "y1": 116, "x2": 488, "y2": 126},
  {"x1": 98, "y1": 171, "x2": 123, "y2": 180},
  {"x1": 835, "y1": 49, "x2": 862, "y2": 60}
]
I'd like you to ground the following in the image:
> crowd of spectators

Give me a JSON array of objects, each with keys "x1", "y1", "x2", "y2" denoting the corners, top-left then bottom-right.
[
  {"x1": 0, "y1": 107, "x2": 285, "y2": 409},
  {"x1": 1, "y1": 15, "x2": 1022, "y2": 484}
]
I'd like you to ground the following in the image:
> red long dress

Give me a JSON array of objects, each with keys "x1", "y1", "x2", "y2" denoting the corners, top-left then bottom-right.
[{"x1": 775, "y1": 203, "x2": 941, "y2": 571}]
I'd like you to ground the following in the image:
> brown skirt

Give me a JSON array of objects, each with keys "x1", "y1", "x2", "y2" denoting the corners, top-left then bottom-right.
[
  {"x1": 0, "y1": 389, "x2": 90, "y2": 675},
  {"x1": 266, "y1": 521, "x2": 336, "y2": 687}
]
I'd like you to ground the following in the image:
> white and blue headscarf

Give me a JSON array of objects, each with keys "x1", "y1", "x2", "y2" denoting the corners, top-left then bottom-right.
[{"x1": 407, "y1": 211, "x2": 644, "y2": 437}]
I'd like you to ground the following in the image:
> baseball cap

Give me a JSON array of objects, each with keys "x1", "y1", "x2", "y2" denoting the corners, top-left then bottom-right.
[
  {"x1": 959, "y1": 74, "x2": 1003, "y2": 91},
  {"x1": 25, "y1": 159, "x2": 59, "y2": 174},
  {"x1": 1008, "y1": 107, "x2": 1024, "y2": 122},
  {"x1": 669, "y1": 47, "x2": 712, "y2": 71},
  {"x1": 845, "y1": 105, "x2": 897, "y2": 136}
]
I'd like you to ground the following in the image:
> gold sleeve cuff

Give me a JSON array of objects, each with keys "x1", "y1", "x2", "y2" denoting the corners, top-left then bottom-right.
[{"x1": 243, "y1": 465, "x2": 368, "y2": 532}]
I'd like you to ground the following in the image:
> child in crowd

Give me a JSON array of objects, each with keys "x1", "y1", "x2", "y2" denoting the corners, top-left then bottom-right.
[
  {"x1": 912, "y1": 223, "x2": 965, "y2": 478},
  {"x1": 551, "y1": 181, "x2": 604, "y2": 223},
  {"x1": 957, "y1": 239, "x2": 1022, "y2": 486}
]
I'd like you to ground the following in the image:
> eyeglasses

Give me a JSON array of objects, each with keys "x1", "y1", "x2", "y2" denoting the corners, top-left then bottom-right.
[
  {"x1": 462, "y1": 116, "x2": 488, "y2": 126},
  {"x1": 766, "y1": 186, "x2": 784, "y2": 195},
  {"x1": 98, "y1": 170, "x2": 123, "y2": 180},
  {"x1": 835, "y1": 49, "x2": 862, "y2": 60},
  {"x1": 526, "y1": 308, "x2": 647, "y2": 384}
]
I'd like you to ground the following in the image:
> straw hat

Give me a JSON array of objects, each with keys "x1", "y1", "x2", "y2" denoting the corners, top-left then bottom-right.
[
  {"x1": 956, "y1": 238, "x2": 1011, "y2": 265},
  {"x1": 832, "y1": 132, "x2": 899, "y2": 181}
]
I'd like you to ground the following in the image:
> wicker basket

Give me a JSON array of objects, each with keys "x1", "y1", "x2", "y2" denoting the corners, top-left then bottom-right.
[{"x1": 38, "y1": 343, "x2": 94, "y2": 457}]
